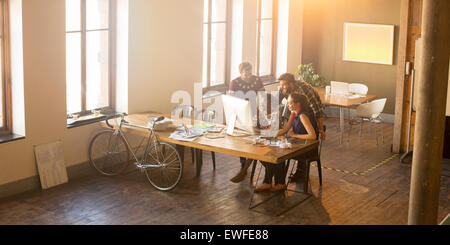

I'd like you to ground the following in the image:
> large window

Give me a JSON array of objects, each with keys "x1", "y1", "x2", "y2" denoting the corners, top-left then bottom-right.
[
  {"x1": 65, "y1": 0, "x2": 115, "y2": 115},
  {"x1": 256, "y1": 0, "x2": 277, "y2": 78},
  {"x1": 202, "y1": 0, "x2": 232, "y2": 89},
  {"x1": 0, "y1": 0, "x2": 11, "y2": 136}
]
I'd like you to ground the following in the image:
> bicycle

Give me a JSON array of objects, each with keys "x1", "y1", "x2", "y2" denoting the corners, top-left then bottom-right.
[{"x1": 88, "y1": 113, "x2": 183, "y2": 191}]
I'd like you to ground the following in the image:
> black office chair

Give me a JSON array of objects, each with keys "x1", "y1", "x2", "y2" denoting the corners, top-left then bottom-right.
[{"x1": 285, "y1": 125, "x2": 326, "y2": 192}]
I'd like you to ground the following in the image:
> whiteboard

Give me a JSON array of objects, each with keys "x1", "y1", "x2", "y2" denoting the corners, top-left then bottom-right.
[{"x1": 343, "y1": 23, "x2": 395, "y2": 65}]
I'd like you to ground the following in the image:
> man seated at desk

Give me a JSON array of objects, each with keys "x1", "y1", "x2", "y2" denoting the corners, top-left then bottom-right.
[{"x1": 228, "y1": 62, "x2": 268, "y2": 183}]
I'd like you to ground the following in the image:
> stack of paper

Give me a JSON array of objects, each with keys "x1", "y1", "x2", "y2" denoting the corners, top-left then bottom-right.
[{"x1": 169, "y1": 128, "x2": 205, "y2": 142}]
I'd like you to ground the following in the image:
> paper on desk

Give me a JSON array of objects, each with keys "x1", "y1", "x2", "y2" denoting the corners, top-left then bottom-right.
[
  {"x1": 169, "y1": 128, "x2": 205, "y2": 142},
  {"x1": 345, "y1": 94, "x2": 365, "y2": 99}
]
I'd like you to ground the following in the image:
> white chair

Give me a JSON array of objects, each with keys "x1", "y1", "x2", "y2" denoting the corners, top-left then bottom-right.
[
  {"x1": 349, "y1": 83, "x2": 368, "y2": 95},
  {"x1": 347, "y1": 83, "x2": 369, "y2": 118},
  {"x1": 348, "y1": 98, "x2": 387, "y2": 145}
]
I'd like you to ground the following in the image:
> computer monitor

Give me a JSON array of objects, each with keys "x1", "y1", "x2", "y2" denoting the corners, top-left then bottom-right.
[
  {"x1": 330, "y1": 81, "x2": 350, "y2": 95},
  {"x1": 222, "y1": 94, "x2": 257, "y2": 135}
]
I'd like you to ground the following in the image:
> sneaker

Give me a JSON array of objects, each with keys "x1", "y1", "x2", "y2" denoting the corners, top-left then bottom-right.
[{"x1": 255, "y1": 183, "x2": 272, "y2": 192}]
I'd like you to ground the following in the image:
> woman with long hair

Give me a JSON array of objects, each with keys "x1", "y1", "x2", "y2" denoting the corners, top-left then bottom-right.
[{"x1": 256, "y1": 93, "x2": 318, "y2": 192}]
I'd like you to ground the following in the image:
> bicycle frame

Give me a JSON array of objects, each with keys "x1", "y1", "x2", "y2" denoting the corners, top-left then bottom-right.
[{"x1": 114, "y1": 116, "x2": 164, "y2": 169}]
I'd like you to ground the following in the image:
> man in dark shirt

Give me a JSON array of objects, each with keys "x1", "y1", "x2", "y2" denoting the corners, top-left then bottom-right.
[
  {"x1": 228, "y1": 62, "x2": 266, "y2": 183},
  {"x1": 229, "y1": 62, "x2": 265, "y2": 93}
]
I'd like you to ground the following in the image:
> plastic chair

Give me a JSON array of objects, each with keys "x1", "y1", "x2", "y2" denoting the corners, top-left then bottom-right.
[
  {"x1": 195, "y1": 108, "x2": 217, "y2": 170},
  {"x1": 171, "y1": 105, "x2": 196, "y2": 165},
  {"x1": 348, "y1": 98, "x2": 387, "y2": 145},
  {"x1": 347, "y1": 83, "x2": 369, "y2": 118},
  {"x1": 349, "y1": 83, "x2": 368, "y2": 95}
]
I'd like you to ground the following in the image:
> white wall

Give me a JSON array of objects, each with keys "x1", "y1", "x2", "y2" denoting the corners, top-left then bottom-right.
[
  {"x1": 0, "y1": 0, "x2": 104, "y2": 186},
  {"x1": 128, "y1": 0, "x2": 203, "y2": 115}
]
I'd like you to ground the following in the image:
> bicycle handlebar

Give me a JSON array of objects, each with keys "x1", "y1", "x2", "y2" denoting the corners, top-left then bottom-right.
[
  {"x1": 154, "y1": 116, "x2": 165, "y2": 123},
  {"x1": 105, "y1": 113, "x2": 128, "y2": 128}
]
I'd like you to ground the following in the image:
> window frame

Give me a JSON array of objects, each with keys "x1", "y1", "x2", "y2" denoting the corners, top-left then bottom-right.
[
  {"x1": 256, "y1": 0, "x2": 278, "y2": 81},
  {"x1": 202, "y1": 0, "x2": 233, "y2": 92},
  {"x1": 65, "y1": 0, "x2": 117, "y2": 117},
  {"x1": 0, "y1": 0, "x2": 12, "y2": 136}
]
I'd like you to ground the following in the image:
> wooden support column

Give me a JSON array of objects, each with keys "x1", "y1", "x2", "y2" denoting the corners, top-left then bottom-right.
[{"x1": 408, "y1": 0, "x2": 450, "y2": 225}]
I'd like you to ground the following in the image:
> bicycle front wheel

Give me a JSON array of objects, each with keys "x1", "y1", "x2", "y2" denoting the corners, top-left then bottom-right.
[
  {"x1": 89, "y1": 130, "x2": 130, "y2": 176},
  {"x1": 144, "y1": 142, "x2": 182, "y2": 191}
]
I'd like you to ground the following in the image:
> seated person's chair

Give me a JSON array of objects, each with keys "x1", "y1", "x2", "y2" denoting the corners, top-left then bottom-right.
[
  {"x1": 348, "y1": 98, "x2": 387, "y2": 145},
  {"x1": 285, "y1": 125, "x2": 326, "y2": 192}
]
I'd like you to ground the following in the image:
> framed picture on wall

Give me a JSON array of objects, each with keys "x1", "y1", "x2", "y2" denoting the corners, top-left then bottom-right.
[{"x1": 343, "y1": 23, "x2": 395, "y2": 65}]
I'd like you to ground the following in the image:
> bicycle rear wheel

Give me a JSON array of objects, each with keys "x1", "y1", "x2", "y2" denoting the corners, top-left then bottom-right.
[
  {"x1": 144, "y1": 142, "x2": 182, "y2": 191},
  {"x1": 89, "y1": 130, "x2": 130, "y2": 176}
]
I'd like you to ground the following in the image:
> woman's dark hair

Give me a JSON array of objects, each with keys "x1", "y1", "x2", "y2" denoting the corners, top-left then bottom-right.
[{"x1": 289, "y1": 93, "x2": 312, "y2": 114}]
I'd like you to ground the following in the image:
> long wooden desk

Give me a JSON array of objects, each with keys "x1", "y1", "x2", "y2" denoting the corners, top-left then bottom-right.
[
  {"x1": 315, "y1": 87, "x2": 378, "y2": 144},
  {"x1": 116, "y1": 112, "x2": 319, "y2": 165}
]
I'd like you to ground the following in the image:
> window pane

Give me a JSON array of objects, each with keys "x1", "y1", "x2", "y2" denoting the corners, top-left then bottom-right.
[
  {"x1": 0, "y1": 1, "x2": 4, "y2": 127},
  {"x1": 203, "y1": 0, "x2": 209, "y2": 22},
  {"x1": 210, "y1": 23, "x2": 226, "y2": 86},
  {"x1": 86, "y1": 0, "x2": 109, "y2": 30},
  {"x1": 0, "y1": 39, "x2": 3, "y2": 128},
  {"x1": 211, "y1": 0, "x2": 227, "y2": 22},
  {"x1": 259, "y1": 20, "x2": 273, "y2": 76},
  {"x1": 66, "y1": 0, "x2": 81, "y2": 32},
  {"x1": 260, "y1": 0, "x2": 273, "y2": 19},
  {"x1": 86, "y1": 31, "x2": 109, "y2": 110},
  {"x1": 202, "y1": 24, "x2": 208, "y2": 88},
  {"x1": 66, "y1": 33, "x2": 82, "y2": 114}
]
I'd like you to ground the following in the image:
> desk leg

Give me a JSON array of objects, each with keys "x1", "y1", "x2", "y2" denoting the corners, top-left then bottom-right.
[
  {"x1": 176, "y1": 145, "x2": 185, "y2": 165},
  {"x1": 195, "y1": 149, "x2": 203, "y2": 177},
  {"x1": 339, "y1": 107, "x2": 345, "y2": 144}
]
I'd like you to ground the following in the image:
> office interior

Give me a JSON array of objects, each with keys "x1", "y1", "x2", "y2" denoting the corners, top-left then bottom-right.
[{"x1": 0, "y1": 0, "x2": 448, "y2": 225}]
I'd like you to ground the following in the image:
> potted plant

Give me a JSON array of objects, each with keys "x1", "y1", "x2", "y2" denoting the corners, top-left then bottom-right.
[{"x1": 295, "y1": 63, "x2": 328, "y2": 88}]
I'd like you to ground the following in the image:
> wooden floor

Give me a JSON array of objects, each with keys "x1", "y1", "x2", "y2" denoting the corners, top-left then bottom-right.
[{"x1": 0, "y1": 118, "x2": 449, "y2": 225}]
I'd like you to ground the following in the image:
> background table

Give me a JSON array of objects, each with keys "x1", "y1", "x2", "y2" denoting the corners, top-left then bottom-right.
[{"x1": 315, "y1": 87, "x2": 378, "y2": 144}]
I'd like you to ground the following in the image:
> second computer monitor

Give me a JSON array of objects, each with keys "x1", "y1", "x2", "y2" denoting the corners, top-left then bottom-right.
[{"x1": 222, "y1": 94, "x2": 256, "y2": 135}]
